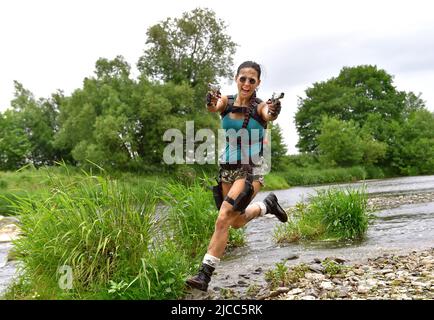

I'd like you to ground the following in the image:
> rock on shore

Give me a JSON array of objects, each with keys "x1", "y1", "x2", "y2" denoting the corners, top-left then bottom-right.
[
  {"x1": 0, "y1": 216, "x2": 20, "y2": 243},
  {"x1": 269, "y1": 249, "x2": 434, "y2": 300},
  {"x1": 367, "y1": 192, "x2": 434, "y2": 211}
]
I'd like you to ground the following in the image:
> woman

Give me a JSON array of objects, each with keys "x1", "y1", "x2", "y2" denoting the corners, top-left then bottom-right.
[{"x1": 186, "y1": 61, "x2": 288, "y2": 291}]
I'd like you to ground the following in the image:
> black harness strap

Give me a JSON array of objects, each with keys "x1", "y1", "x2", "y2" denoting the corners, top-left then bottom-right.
[
  {"x1": 221, "y1": 94, "x2": 267, "y2": 164},
  {"x1": 220, "y1": 95, "x2": 266, "y2": 128}
]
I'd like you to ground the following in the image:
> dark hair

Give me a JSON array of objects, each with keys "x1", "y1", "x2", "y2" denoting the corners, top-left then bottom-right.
[{"x1": 236, "y1": 61, "x2": 261, "y2": 80}]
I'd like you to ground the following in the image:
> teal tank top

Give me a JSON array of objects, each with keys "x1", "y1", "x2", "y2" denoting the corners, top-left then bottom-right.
[{"x1": 220, "y1": 95, "x2": 266, "y2": 164}]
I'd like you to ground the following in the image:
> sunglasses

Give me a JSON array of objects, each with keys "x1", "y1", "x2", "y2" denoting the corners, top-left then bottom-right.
[{"x1": 239, "y1": 76, "x2": 257, "y2": 85}]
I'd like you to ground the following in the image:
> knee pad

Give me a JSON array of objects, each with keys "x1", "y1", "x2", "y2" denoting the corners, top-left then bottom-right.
[{"x1": 224, "y1": 178, "x2": 254, "y2": 214}]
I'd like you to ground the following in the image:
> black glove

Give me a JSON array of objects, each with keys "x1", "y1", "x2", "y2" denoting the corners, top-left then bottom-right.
[
  {"x1": 267, "y1": 99, "x2": 282, "y2": 116},
  {"x1": 206, "y1": 92, "x2": 213, "y2": 106},
  {"x1": 206, "y1": 91, "x2": 220, "y2": 107}
]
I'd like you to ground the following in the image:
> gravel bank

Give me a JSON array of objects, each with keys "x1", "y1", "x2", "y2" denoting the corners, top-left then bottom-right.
[{"x1": 266, "y1": 248, "x2": 434, "y2": 300}]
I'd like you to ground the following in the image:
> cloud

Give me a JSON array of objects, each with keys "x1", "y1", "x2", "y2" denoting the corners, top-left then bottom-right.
[{"x1": 259, "y1": 26, "x2": 434, "y2": 91}]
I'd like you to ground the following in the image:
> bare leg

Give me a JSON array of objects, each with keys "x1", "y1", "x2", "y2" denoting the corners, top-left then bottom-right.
[
  {"x1": 207, "y1": 180, "x2": 262, "y2": 257},
  {"x1": 206, "y1": 203, "x2": 234, "y2": 258},
  {"x1": 186, "y1": 179, "x2": 263, "y2": 291}
]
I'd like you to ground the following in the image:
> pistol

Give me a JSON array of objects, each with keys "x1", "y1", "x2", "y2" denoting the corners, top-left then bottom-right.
[
  {"x1": 208, "y1": 83, "x2": 221, "y2": 96},
  {"x1": 268, "y1": 92, "x2": 284, "y2": 115}
]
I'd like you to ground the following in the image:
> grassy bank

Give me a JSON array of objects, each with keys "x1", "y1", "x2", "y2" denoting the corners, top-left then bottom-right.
[
  {"x1": 2, "y1": 168, "x2": 244, "y2": 299},
  {"x1": 263, "y1": 166, "x2": 373, "y2": 191}
]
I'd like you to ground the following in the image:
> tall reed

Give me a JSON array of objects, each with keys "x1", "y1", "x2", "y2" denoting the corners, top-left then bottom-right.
[{"x1": 6, "y1": 172, "x2": 189, "y2": 299}]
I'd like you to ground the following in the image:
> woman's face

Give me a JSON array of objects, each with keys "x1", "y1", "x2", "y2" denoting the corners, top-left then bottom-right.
[{"x1": 235, "y1": 67, "x2": 261, "y2": 99}]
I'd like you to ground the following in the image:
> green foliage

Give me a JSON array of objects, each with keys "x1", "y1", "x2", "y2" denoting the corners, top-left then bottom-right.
[
  {"x1": 263, "y1": 173, "x2": 290, "y2": 191},
  {"x1": 2, "y1": 166, "x2": 247, "y2": 299},
  {"x1": 280, "y1": 166, "x2": 367, "y2": 186},
  {"x1": 0, "y1": 110, "x2": 31, "y2": 170},
  {"x1": 294, "y1": 65, "x2": 433, "y2": 175},
  {"x1": 317, "y1": 117, "x2": 364, "y2": 166},
  {"x1": 310, "y1": 187, "x2": 369, "y2": 240},
  {"x1": 10, "y1": 82, "x2": 61, "y2": 166},
  {"x1": 391, "y1": 109, "x2": 434, "y2": 175},
  {"x1": 364, "y1": 165, "x2": 385, "y2": 179},
  {"x1": 269, "y1": 123, "x2": 288, "y2": 171},
  {"x1": 287, "y1": 264, "x2": 310, "y2": 283},
  {"x1": 245, "y1": 284, "x2": 261, "y2": 298},
  {"x1": 264, "y1": 262, "x2": 289, "y2": 289},
  {"x1": 317, "y1": 116, "x2": 387, "y2": 167},
  {"x1": 227, "y1": 227, "x2": 246, "y2": 250},
  {"x1": 159, "y1": 177, "x2": 245, "y2": 258},
  {"x1": 158, "y1": 179, "x2": 218, "y2": 258},
  {"x1": 284, "y1": 153, "x2": 319, "y2": 169},
  {"x1": 274, "y1": 187, "x2": 369, "y2": 243},
  {"x1": 138, "y1": 7, "x2": 236, "y2": 87},
  {"x1": 53, "y1": 56, "x2": 195, "y2": 169},
  {"x1": 0, "y1": 179, "x2": 7, "y2": 189},
  {"x1": 321, "y1": 258, "x2": 346, "y2": 276},
  {"x1": 5, "y1": 170, "x2": 193, "y2": 299},
  {"x1": 295, "y1": 65, "x2": 414, "y2": 154},
  {"x1": 265, "y1": 262, "x2": 310, "y2": 289}
]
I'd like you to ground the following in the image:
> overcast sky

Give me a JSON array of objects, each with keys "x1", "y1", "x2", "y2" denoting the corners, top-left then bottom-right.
[{"x1": 1, "y1": 0, "x2": 434, "y2": 154}]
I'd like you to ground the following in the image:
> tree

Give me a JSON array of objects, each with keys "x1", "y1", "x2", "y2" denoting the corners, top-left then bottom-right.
[
  {"x1": 391, "y1": 109, "x2": 434, "y2": 175},
  {"x1": 403, "y1": 91, "x2": 426, "y2": 118},
  {"x1": 317, "y1": 117, "x2": 364, "y2": 166},
  {"x1": 269, "y1": 123, "x2": 288, "y2": 171},
  {"x1": 317, "y1": 116, "x2": 387, "y2": 167},
  {"x1": 54, "y1": 56, "x2": 195, "y2": 169},
  {"x1": 0, "y1": 110, "x2": 31, "y2": 170},
  {"x1": 8, "y1": 81, "x2": 60, "y2": 166},
  {"x1": 295, "y1": 65, "x2": 409, "y2": 153},
  {"x1": 137, "y1": 7, "x2": 237, "y2": 87}
]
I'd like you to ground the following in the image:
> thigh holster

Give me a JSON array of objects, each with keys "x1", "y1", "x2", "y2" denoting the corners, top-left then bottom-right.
[
  {"x1": 211, "y1": 178, "x2": 224, "y2": 210},
  {"x1": 223, "y1": 174, "x2": 254, "y2": 214}
]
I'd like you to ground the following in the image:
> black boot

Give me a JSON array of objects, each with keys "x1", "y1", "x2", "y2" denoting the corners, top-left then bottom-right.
[
  {"x1": 263, "y1": 192, "x2": 288, "y2": 222},
  {"x1": 186, "y1": 263, "x2": 215, "y2": 292}
]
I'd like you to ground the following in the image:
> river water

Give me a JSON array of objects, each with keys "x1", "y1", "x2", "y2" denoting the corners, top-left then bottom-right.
[
  {"x1": 202, "y1": 175, "x2": 434, "y2": 296},
  {"x1": 1, "y1": 175, "x2": 434, "y2": 297}
]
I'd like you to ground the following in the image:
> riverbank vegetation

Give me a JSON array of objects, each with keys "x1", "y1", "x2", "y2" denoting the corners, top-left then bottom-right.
[
  {"x1": 273, "y1": 187, "x2": 369, "y2": 243},
  {"x1": 2, "y1": 167, "x2": 244, "y2": 299}
]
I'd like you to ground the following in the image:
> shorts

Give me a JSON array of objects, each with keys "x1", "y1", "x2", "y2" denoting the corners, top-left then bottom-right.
[{"x1": 219, "y1": 165, "x2": 265, "y2": 186}]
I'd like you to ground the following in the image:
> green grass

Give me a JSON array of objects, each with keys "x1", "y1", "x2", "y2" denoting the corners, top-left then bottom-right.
[
  {"x1": 2, "y1": 166, "x2": 246, "y2": 300},
  {"x1": 158, "y1": 176, "x2": 245, "y2": 258},
  {"x1": 265, "y1": 262, "x2": 310, "y2": 289},
  {"x1": 274, "y1": 187, "x2": 369, "y2": 243},
  {"x1": 264, "y1": 262, "x2": 289, "y2": 289},
  {"x1": 263, "y1": 173, "x2": 291, "y2": 191},
  {"x1": 5, "y1": 172, "x2": 193, "y2": 299},
  {"x1": 321, "y1": 258, "x2": 348, "y2": 276},
  {"x1": 279, "y1": 166, "x2": 367, "y2": 186}
]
